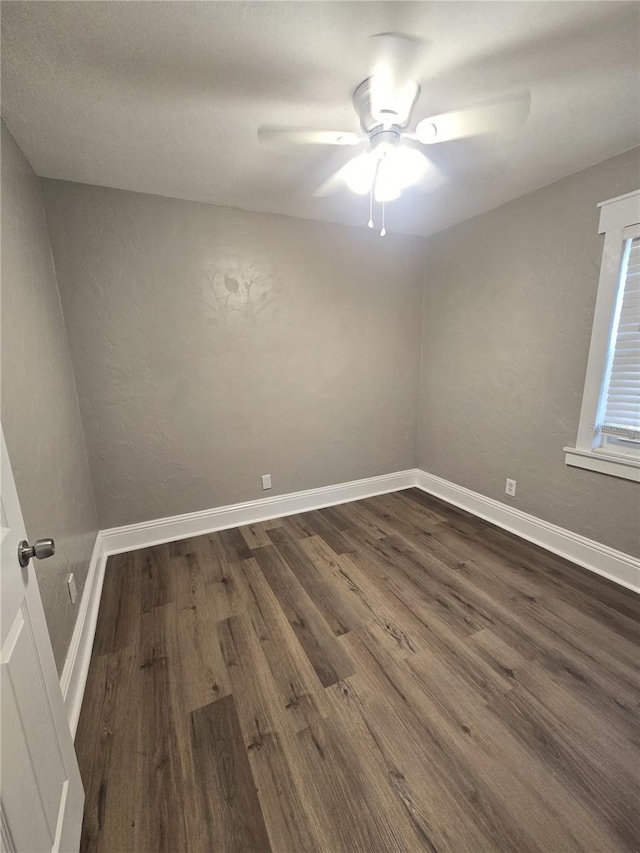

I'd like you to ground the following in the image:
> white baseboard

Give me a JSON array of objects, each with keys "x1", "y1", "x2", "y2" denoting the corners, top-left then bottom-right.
[
  {"x1": 59, "y1": 533, "x2": 108, "y2": 738},
  {"x1": 61, "y1": 466, "x2": 638, "y2": 735},
  {"x1": 99, "y1": 469, "x2": 418, "y2": 556},
  {"x1": 414, "y1": 470, "x2": 640, "y2": 594}
]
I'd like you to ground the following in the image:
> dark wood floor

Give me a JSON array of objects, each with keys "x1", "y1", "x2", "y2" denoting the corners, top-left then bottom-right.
[{"x1": 75, "y1": 488, "x2": 640, "y2": 852}]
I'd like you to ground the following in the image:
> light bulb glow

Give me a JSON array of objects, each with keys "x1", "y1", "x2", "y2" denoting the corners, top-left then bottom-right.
[
  {"x1": 387, "y1": 146, "x2": 428, "y2": 189},
  {"x1": 374, "y1": 175, "x2": 400, "y2": 202},
  {"x1": 343, "y1": 152, "x2": 377, "y2": 195},
  {"x1": 343, "y1": 144, "x2": 428, "y2": 203},
  {"x1": 374, "y1": 155, "x2": 401, "y2": 202}
]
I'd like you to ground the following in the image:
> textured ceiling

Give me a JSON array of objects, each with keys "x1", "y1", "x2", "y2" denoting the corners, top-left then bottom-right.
[{"x1": 2, "y1": 1, "x2": 639, "y2": 237}]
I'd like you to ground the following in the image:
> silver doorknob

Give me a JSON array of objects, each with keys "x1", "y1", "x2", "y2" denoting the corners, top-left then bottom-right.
[{"x1": 18, "y1": 538, "x2": 55, "y2": 568}]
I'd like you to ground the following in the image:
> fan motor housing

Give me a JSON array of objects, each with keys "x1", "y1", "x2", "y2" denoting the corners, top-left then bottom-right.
[
  {"x1": 353, "y1": 77, "x2": 420, "y2": 134},
  {"x1": 370, "y1": 127, "x2": 402, "y2": 149}
]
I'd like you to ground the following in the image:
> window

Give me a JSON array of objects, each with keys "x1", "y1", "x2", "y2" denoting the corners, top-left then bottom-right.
[
  {"x1": 565, "y1": 190, "x2": 640, "y2": 482},
  {"x1": 598, "y1": 231, "x2": 640, "y2": 455}
]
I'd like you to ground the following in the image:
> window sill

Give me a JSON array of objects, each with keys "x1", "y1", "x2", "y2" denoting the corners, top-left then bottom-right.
[{"x1": 564, "y1": 447, "x2": 640, "y2": 482}]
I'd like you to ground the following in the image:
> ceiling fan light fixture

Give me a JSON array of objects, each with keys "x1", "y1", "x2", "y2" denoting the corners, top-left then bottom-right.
[
  {"x1": 374, "y1": 159, "x2": 401, "y2": 202},
  {"x1": 258, "y1": 26, "x2": 532, "y2": 237},
  {"x1": 374, "y1": 181, "x2": 400, "y2": 203},
  {"x1": 343, "y1": 152, "x2": 377, "y2": 195},
  {"x1": 386, "y1": 145, "x2": 428, "y2": 189}
]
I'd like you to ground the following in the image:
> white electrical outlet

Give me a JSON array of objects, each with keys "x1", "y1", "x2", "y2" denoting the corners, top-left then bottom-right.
[
  {"x1": 67, "y1": 573, "x2": 77, "y2": 605},
  {"x1": 505, "y1": 478, "x2": 517, "y2": 497},
  {"x1": 261, "y1": 473, "x2": 272, "y2": 490}
]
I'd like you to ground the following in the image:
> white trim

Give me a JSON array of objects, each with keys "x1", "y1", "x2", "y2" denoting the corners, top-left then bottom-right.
[
  {"x1": 564, "y1": 446, "x2": 640, "y2": 482},
  {"x1": 597, "y1": 188, "x2": 640, "y2": 232},
  {"x1": 100, "y1": 466, "x2": 640, "y2": 592},
  {"x1": 414, "y1": 470, "x2": 640, "y2": 594},
  {"x1": 60, "y1": 470, "x2": 415, "y2": 737},
  {"x1": 574, "y1": 228, "x2": 626, "y2": 450},
  {"x1": 597, "y1": 188, "x2": 640, "y2": 208},
  {"x1": 571, "y1": 189, "x2": 640, "y2": 471},
  {"x1": 99, "y1": 470, "x2": 418, "y2": 556},
  {"x1": 60, "y1": 466, "x2": 638, "y2": 735},
  {"x1": 59, "y1": 533, "x2": 107, "y2": 739}
]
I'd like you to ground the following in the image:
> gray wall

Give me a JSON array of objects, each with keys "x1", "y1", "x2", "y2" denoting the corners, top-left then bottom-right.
[
  {"x1": 42, "y1": 181, "x2": 424, "y2": 529},
  {"x1": 1, "y1": 122, "x2": 99, "y2": 672},
  {"x1": 3, "y1": 123, "x2": 637, "y2": 675},
  {"x1": 418, "y1": 147, "x2": 640, "y2": 557}
]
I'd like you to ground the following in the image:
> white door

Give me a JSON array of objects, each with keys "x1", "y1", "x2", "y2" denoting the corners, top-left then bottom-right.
[{"x1": 1, "y1": 428, "x2": 84, "y2": 852}]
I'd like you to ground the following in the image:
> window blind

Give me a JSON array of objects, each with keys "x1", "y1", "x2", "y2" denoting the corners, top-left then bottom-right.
[{"x1": 599, "y1": 234, "x2": 640, "y2": 440}]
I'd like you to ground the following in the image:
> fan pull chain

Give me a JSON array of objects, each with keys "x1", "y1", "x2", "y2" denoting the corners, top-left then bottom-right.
[{"x1": 367, "y1": 161, "x2": 388, "y2": 237}]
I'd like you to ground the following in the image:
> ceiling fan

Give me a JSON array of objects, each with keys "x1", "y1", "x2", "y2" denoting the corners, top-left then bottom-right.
[{"x1": 258, "y1": 34, "x2": 531, "y2": 235}]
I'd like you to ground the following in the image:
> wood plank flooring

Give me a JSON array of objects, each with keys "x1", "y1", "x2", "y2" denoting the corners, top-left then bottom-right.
[{"x1": 75, "y1": 489, "x2": 640, "y2": 852}]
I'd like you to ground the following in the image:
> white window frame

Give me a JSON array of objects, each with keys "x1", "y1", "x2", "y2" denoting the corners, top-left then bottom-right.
[{"x1": 565, "y1": 189, "x2": 640, "y2": 483}]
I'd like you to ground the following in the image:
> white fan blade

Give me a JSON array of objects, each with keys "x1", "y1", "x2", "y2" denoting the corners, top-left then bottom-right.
[
  {"x1": 369, "y1": 33, "x2": 422, "y2": 127},
  {"x1": 313, "y1": 157, "x2": 367, "y2": 197},
  {"x1": 258, "y1": 127, "x2": 362, "y2": 146},
  {"x1": 313, "y1": 150, "x2": 379, "y2": 197},
  {"x1": 415, "y1": 90, "x2": 531, "y2": 144}
]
